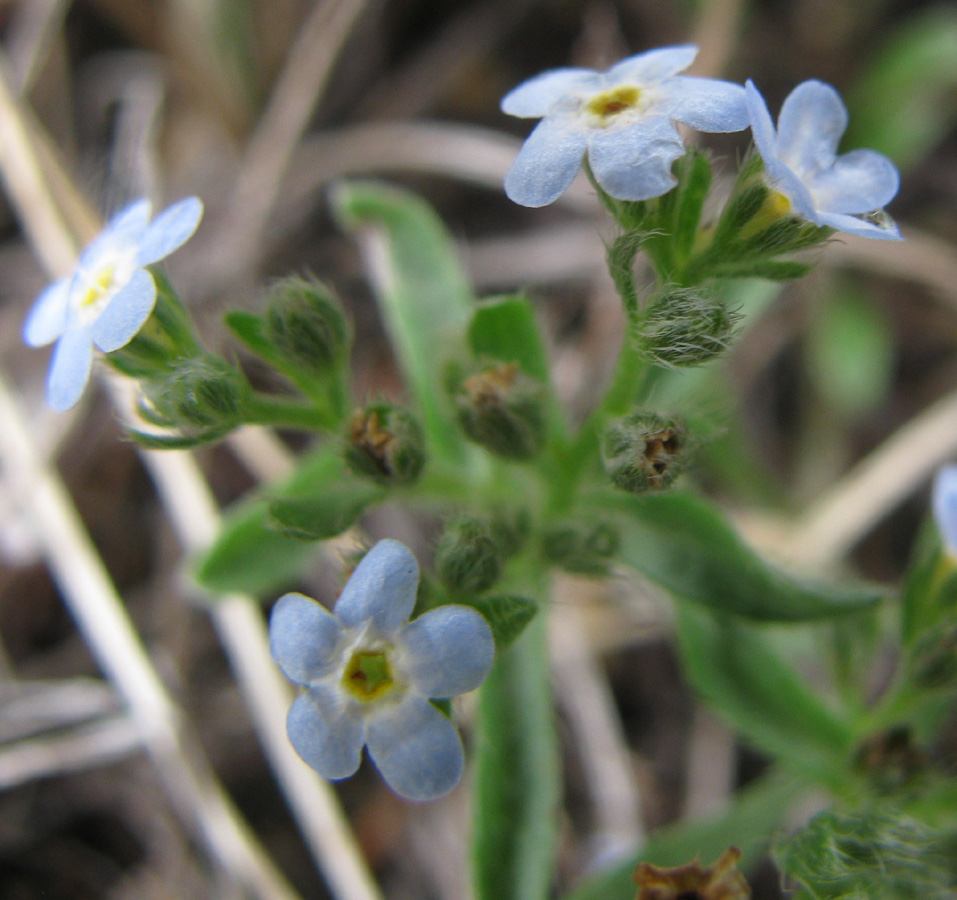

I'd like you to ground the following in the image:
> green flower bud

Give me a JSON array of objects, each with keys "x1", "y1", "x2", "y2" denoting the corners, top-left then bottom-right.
[
  {"x1": 435, "y1": 516, "x2": 506, "y2": 593},
  {"x1": 636, "y1": 290, "x2": 739, "y2": 367},
  {"x1": 344, "y1": 403, "x2": 425, "y2": 486},
  {"x1": 264, "y1": 276, "x2": 351, "y2": 378},
  {"x1": 602, "y1": 412, "x2": 688, "y2": 493},
  {"x1": 542, "y1": 520, "x2": 620, "y2": 576},
  {"x1": 147, "y1": 355, "x2": 248, "y2": 429},
  {"x1": 455, "y1": 362, "x2": 546, "y2": 460}
]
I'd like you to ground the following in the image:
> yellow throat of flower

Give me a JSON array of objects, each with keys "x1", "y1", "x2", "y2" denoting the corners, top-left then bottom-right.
[
  {"x1": 79, "y1": 264, "x2": 117, "y2": 311},
  {"x1": 585, "y1": 85, "x2": 642, "y2": 125},
  {"x1": 342, "y1": 649, "x2": 397, "y2": 702}
]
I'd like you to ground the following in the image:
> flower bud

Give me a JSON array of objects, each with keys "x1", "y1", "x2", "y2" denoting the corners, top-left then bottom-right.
[
  {"x1": 344, "y1": 403, "x2": 425, "y2": 486},
  {"x1": 264, "y1": 276, "x2": 351, "y2": 378},
  {"x1": 636, "y1": 290, "x2": 739, "y2": 367},
  {"x1": 147, "y1": 355, "x2": 248, "y2": 429},
  {"x1": 454, "y1": 362, "x2": 546, "y2": 460},
  {"x1": 602, "y1": 412, "x2": 688, "y2": 493},
  {"x1": 542, "y1": 520, "x2": 620, "y2": 576},
  {"x1": 435, "y1": 516, "x2": 506, "y2": 593}
]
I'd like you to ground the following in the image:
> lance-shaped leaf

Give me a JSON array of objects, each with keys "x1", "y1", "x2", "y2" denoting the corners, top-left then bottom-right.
[
  {"x1": 332, "y1": 181, "x2": 473, "y2": 464},
  {"x1": 603, "y1": 491, "x2": 886, "y2": 621},
  {"x1": 473, "y1": 615, "x2": 559, "y2": 900}
]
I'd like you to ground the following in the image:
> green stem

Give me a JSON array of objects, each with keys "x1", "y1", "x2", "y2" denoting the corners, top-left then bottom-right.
[{"x1": 243, "y1": 394, "x2": 330, "y2": 432}]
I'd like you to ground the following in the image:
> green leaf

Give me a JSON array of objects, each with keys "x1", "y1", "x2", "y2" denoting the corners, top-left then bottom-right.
[
  {"x1": 462, "y1": 595, "x2": 538, "y2": 650},
  {"x1": 673, "y1": 149, "x2": 713, "y2": 264},
  {"x1": 267, "y1": 479, "x2": 382, "y2": 540},
  {"x1": 473, "y1": 615, "x2": 559, "y2": 900},
  {"x1": 224, "y1": 310, "x2": 276, "y2": 361},
  {"x1": 776, "y1": 807, "x2": 957, "y2": 900},
  {"x1": 675, "y1": 605, "x2": 853, "y2": 776},
  {"x1": 715, "y1": 259, "x2": 813, "y2": 281},
  {"x1": 194, "y1": 445, "x2": 356, "y2": 597},
  {"x1": 605, "y1": 491, "x2": 886, "y2": 621},
  {"x1": 332, "y1": 181, "x2": 473, "y2": 463},
  {"x1": 468, "y1": 295, "x2": 550, "y2": 383},
  {"x1": 562, "y1": 767, "x2": 805, "y2": 900}
]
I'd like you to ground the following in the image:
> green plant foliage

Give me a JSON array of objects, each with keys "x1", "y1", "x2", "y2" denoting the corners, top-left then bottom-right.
[
  {"x1": 606, "y1": 491, "x2": 886, "y2": 621},
  {"x1": 331, "y1": 181, "x2": 474, "y2": 464},
  {"x1": 675, "y1": 605, "x2": 854, "y2": 777},
  {"x1": 473, "y1": 616, "x2": 559, "y2": 900},
  {"x1": 776, "y1": 807, "x2": 957, "y2": 899}
]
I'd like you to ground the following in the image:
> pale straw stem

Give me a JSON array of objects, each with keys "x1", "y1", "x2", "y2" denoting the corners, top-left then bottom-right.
[{"x1": 0, "y1": 374, "x2": 300, "y2": 900}]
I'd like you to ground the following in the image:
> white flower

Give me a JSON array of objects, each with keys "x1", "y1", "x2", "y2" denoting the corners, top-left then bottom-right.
[
  {"x1": 745, "y1": 80, "x2": 901, "y2": 240},
  {"x1": 269, "y1": 539, "x2": 495, "y2": 801},
  {"x1": 23, "y1": 197, "x2": 203, "y2": 411},
  {"x1": 501, "y1": 45, "x2": 748, "y2": 207}
]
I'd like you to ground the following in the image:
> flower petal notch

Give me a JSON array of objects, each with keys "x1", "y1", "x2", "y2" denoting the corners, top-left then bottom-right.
[
  {"x1": 745, "y1": 79, "x2": 902, "y2": 240},
  {"x1": 23, "y1": 196, "x2": 204, "y2": 411},
  {"x1": 269, "y1": 539, "x2": 495, "y2": 801},
  {"x1": 500, "y1": 45, "x2": 748, "y2": 207}
]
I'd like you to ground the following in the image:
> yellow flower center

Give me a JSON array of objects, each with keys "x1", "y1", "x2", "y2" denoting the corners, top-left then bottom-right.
[
  {"x1": 79, "y1": 264, "x2": 117, "y2": 311},
  {"x1": 585, "y1": 85, "x2": 642, "y2": 125},
  {"x1": 342, "y1": 649, "x2": 396, "y2": 702}
]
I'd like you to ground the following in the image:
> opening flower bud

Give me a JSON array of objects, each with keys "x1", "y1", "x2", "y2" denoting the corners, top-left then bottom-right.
[
  {"x1": 454, "y1": 361, "x2": 546, "y2": 460},
  {"x1": 146, "y1": 355, "x2": 249, "y2": 430},
  {"x1": 435, "y1": 516, "x2": 507, "y2": 594},
  {"x1": 542, "y1": 520, "x2": 620, "y2": 576},
  {"x1": 603, "y1": 412, "x2": 688, "y2": 493},
  {"x1": 344, "y1": 403, "x2": 425, "y2": 486},
  {"x1": 636, "y1": 290, "x2": 739, "y2": 368},
  {"x1": 264, "y1": 276, "x2": 351, "y2": 378}
]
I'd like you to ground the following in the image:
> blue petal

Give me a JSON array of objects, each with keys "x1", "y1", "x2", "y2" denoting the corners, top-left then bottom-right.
[
  {"x1": 656, "y1": 76, "x2": 748, "y2": 132},
  {"x1": 775, "y1": 80, "x2": 848, "y2": 176},
  {"x1": 504, "y1": 115, "x2": 588, "y2": 207},
  {"x1": 287, "y1": 689, "x2": 364, "y2": 780},
  {"x1": 745, "y1": 80, "x2": 779, "y2": 165},
  {"x1": 365, "y1": 694, "x2": 464, "y2": 801},
  {"x1": 605, "y1": 45, "x2": 698, "y2": 85},
  {"x1": 23, "y1": 278, "x2": 70, "y2": 347},
  {"x1": 91, "y1": 268, "x2": 157, "y2": 352},
  {"x1": 934, "y1": 466, "x2": 957, "y2": 557},
  {"x1": 813, "y1": 209, "x2": 902, "y2": 240},
  {"x1": 46, "y1": 326, "x2": 94, "y2": 411},
  {"x1": 501, "y1": 68, "x2": 599, "y2": 117},
  {"x1": 587, "y1": 117, "x2": 684, "y2": 200},
  {"x1": 80, "y1": 200, "x2": 151, "y2": 274},
  {"x1": 806, "y1": 148, "x2": 899, "y2": 215},
  {"x1": 136, "y1": 196, "x2": 204, "y2": 266},
  {"x1": 401, "y1": 605, "x2": 494, "y2": 698},
  {"x1": 335, "y1": 539, "x2": 419, "y2": 636},
  {"x1": 270, "y1": 592, "x2": 344, "y2": 685}
]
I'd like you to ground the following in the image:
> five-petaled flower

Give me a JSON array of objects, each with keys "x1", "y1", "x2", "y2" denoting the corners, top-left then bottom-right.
[
  {"x1": 23, "y1": 197, "x2": 204, "y2": 411},
  {"x1": 745, "y1": 79, "x2": 901, "y2": 240},
  {"x1": 933, "y1": 465, "x2": 957, "y2": 558},
  {"x1": 269, "y1": 539, "x2": 495, "y2": 801},
  {"x1": 501, "y1": 45, "x2": 748, "y2": 207}
]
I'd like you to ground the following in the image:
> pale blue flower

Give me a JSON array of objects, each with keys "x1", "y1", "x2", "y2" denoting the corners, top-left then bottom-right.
[
  {"x1": 23, "y1": 196, "x2": 204, "y2": 411},
  {"x1": 933, "y1": 466, "x2": 957, "y2": 557},
  {"x1": 501, "y1": 45, "x2": 748, "y2": 207},
  {"x1": 269, "y1": 539, "x2": 495, "y2": 801},
  {"x1": 745, "y1": 80, "x2": 901, "y2": 240}
]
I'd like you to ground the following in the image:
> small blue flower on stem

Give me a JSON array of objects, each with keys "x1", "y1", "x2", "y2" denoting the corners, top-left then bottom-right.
[
  {"x1": 745, "y1": 80, "x2": 901, "y2": 240},
  {"x1": 501, "y1": 45, "x2": 748, "y2": 207},
  {"x1": 23, "y1": 196, "x2": 203, "y2": 411},
  {"x1": 269, "y1": 539, "x2": 495, "y2": 801},
  {"x1": 932, "y1": 465, "x2": 957, "y2": 558}
]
